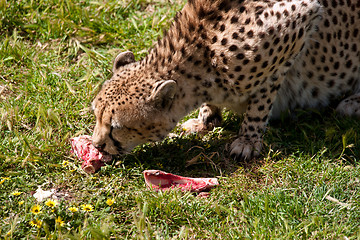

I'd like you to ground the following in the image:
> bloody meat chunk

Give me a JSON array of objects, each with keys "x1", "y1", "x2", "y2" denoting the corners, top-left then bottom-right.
[
  {"x1": 70, "y1": 135, "x2": 112, "y2": 174},
  {"x1": 143, "y1": 170, "x2": 219, "y2": 193}
]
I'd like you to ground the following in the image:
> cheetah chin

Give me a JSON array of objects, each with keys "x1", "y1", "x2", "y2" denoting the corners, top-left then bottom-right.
[{"x1": 92, "y1": 0, "x2": 360, "y2": 160}]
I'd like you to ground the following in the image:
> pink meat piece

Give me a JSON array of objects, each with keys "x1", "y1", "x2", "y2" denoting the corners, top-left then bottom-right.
[
  {"x1": 143, "y1": 170, "x2": 219, "y2": 193},
  {"x1": 70, "y1": 135, "x2": 112, "y2": 174}
]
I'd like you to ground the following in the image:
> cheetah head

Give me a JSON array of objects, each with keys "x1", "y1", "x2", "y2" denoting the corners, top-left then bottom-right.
[{"x1": 91, "y1": 51, "x2": 178, "y2": 155}]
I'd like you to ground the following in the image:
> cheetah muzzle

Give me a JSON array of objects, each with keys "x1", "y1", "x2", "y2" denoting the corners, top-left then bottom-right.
[{"x1": 92, "y1": 0, "x2": 360, "y2": 160}]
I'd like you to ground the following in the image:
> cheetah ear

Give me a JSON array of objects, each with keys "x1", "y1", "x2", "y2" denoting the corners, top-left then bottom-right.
[
  {"x1": 149, "y1": 80, "x2": 177, "y2": 110},
  {"x1": 113, "y1": 51, "x2": 135, "y2": 72}
]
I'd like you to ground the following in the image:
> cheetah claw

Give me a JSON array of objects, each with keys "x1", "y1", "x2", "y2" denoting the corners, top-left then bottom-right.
[{"x1": 229, "y1": 137, "x2": 263, "y2": 160}]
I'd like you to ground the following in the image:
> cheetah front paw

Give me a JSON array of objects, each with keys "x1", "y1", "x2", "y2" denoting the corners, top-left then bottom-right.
[
  {"x1": 229, "y1": 137, "x2": 263, "y2": 160},
  {"x1": 198, "y1": 103, "x2": 222, "y2": 129},
  {"x1": 181, "y1": 118, "x2": 207, "y2": 134},
  {"x1": 336, "y1": 93, "x2": 360, "y2": 117},
  {"x1": 181, "y1": 103, "x2": 222, "y2": 134}
]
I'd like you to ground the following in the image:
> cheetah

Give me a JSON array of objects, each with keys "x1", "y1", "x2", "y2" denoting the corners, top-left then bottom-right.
[{"x1": 91, "y1": 0, "x2": 360, "y2": 160}]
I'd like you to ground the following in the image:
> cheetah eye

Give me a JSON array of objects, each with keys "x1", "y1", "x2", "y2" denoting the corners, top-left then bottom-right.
[
  {"x1": 111, "y1": 123, "x2": 130, "y2": 131},
  {"x1": 123, "y1": 126, "x2": 133, "y2": 131}
]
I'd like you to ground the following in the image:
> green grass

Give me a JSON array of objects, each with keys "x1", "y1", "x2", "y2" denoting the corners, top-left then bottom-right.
[{"x1": 0, "y1": 0, "x2": 359, "y2": 239}]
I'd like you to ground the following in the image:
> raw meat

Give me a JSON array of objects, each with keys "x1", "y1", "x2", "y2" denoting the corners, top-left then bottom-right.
[
  {"x1": 70, "y1": 135, "x2": 112, "y2": 173},
  {"x1": 143, "y1": 170, "x2": 219, "y2": 193}
]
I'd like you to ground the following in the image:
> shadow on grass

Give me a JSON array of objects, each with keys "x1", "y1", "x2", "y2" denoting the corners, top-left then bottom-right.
[
  {"x1": 266, "y1": 108, "x2": 360, "y2": 164},
  {"x1": 110, "y1": 108, "x2": 359, "y2": 180}
]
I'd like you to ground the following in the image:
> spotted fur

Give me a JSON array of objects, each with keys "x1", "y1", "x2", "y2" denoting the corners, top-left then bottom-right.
[{"x1": 92, "y1": 0, "x2": 360, "y2": 160}]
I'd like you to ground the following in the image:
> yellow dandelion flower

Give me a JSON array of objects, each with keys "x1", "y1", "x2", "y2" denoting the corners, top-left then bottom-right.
[
  {"x1": 18, "y1": 201, "x2": 25, "y2": 206},
  {"x1": 106, "y1": 198, "x2": 115, "y2": 206},
  {"x1": 11, "y1": 191, "x2": 22, "y2": 196},
  {"x1": 45, "y1": 199, "x2": 58, "y2": 208},
  {"x1": 30, "y1": 219, "x2": 42, "y2": 228},
  {"x1": 62, "y1": 160, "x2": 69, "y2": 167},
  {"x1": 68, "y1": 206, "x2": 78, "y2": 213},
  {"x1": 0, "y1": 177, "x2": 10, "y2": 184},
  {"x1": 55, "y1": 216, "x2": 65, "y2": 227},
  {"x1": 81, "y1": 204, "x2": 94, "y2": 212},
  {"x1": 31, "y1": 205, "x2": 42, "y2": 215}
]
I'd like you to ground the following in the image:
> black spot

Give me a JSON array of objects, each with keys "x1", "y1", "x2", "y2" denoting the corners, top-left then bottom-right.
[
  {"x1": 268, "y1": 27, "x2": 275, "y2": 35},
  {"x1": 279, "y1": 57, "x2": 285, "y2": 64},
  {"x1": 238, "y1": 75, "x2": 245, "y2": 81},
  {"x1": 235, "y1": 66, "x2": 242, "y2": 72},
  {"x1": 236, "y1": 53, "x2": 245, "y2": 59},
  {"x1": 327, "y1": 80, "x2": 335, "y2": 88},
  {"x1": 307, "y1": 71, "x2": 314, "y2": 79},
  {"x1": 256, "y1": 19, "x2": 263, "y2": 26},
  {"x1": 346, "y1": 60, "x2": 352, "y2": 68},
  {"x1": 262, "y1": 61, "x2": 268, "y2": 68},
  {"x1": 324, "y1": 19, "x2": 330, "y2": 27},
  {"x1": 311, "y1": 87, "x2": 319, "y2": 98},
  {"x1": 194, "y1": 60, "x2": 201, "y2": 66},
  {"x1": 229, "y1": 45, "x2": 238, "y2": 51},
  {"x1": 263, "y1": 42, "x2": 270, "y2": 49},
  {"x1": 283, "y1": 34, "x2": 289, "y2": 43},
  {"x1": 254, "y1": 54, "x2": 261, "y2": 62},
  {"x1": 231, "y1": 16, "x2": 239, "y2": 24},
  {"x1": 347, "y1": 77, "x2": 355, "y2": 86},
  {"x1": 194, "y1": 75, "x2": 202, "y2": 80},
  {"x1": 258, "y1": 32, "x2": 266, "y2": 38},
  {"x1": 212, "y1": 36, "x2": 217, "y2": 43},
  {"x1": 274, "y1": 38, "x2": 280, "y2": 45},
  {"x1": 298, "y1": 28, "x2": 304, "y2": 39},
  {"x1": 232, "y1": 32, "x2": 239, "y2": 39},
  {"x1": 220, "y1": 24, "x2": 226, "y2": 32},
  {"x1": 243, "y1": 44, "x2": 251, "y2": 50}
]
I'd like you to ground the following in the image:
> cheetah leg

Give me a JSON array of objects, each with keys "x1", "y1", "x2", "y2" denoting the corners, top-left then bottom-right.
[
  {"x1": 181, "y1": 103, "x2": 222, "y2": 134},
  {"x1": 230, "y1": 75, "x2": 284, "y2": 160},
  {"x1": 336, "y1": 93, "x2": 360, "y2": 117}
]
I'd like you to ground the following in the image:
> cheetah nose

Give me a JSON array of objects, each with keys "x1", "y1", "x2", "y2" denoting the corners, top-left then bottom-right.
[{"x1": 93, "y1": 142, "x2": 106, "y2": 151}]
